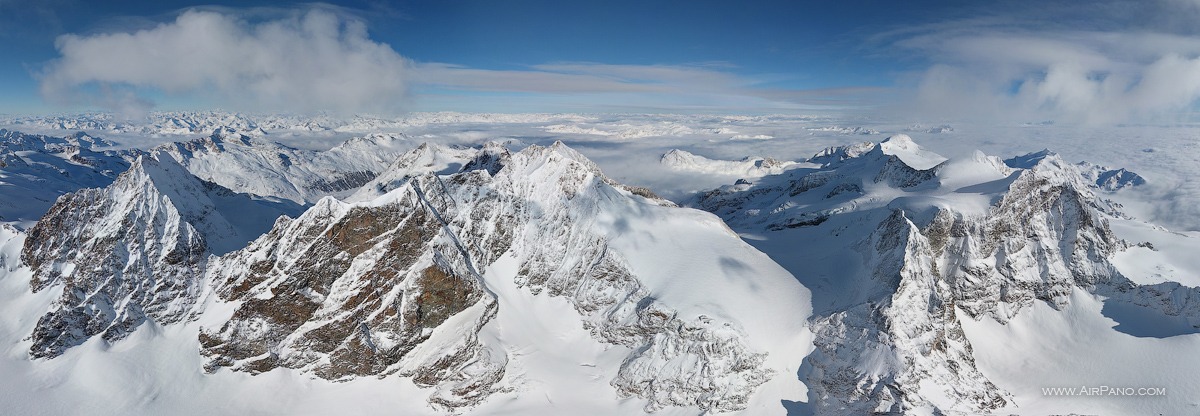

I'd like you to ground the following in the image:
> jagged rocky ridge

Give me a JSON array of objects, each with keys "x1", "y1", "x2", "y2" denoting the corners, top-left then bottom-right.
[
  {"x1": 20, "y1": 154, "x2": 301, "y2": 358},
  {"x1": 19, "y1": 140, "x2": 810, "y2": 412},
  {"x1": 201, "y1": 193, "x2": 503, "y2": 407},
  {"x1": 10, "y1": 123, "x2": 1194, "y2": 414},
  {"x1": 200, "y1": 141, "x2": 798, "y2": 411},
  {"x1": 691, "y1": 134, "x2": 1189, "y2": 414}
]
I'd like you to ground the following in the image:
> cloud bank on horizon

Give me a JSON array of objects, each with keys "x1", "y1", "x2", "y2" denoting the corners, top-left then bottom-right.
[{"x1": 29, "y1": 1, "x2": 1200, "y2": 123}]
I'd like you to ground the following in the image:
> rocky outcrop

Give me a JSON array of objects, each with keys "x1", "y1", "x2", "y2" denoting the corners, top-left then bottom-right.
[
  {"x1": 21, "y1": 154, "x2": 299, "y2": 359},
  {"x1": 693, "y1": 136, "x2": 1160, "y2": 414},
  {"x1": 200, "y1": 195, "x2": 497, "y2": 389},
  {"x1": 23, "y1": 156, "x2": 214, "y2": 358},
  {"x1": 198, "y1": 141, "x2": 780, "y2": 412}
]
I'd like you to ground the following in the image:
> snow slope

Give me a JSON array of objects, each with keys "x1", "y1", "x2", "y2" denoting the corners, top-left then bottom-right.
[
  {"x1": 660, "y1": 148, "x2": 801, "y2": 178},
  {"x1": 693, "y1": 134, "x2": 1200, "y2": 414},
  {"x1": 3, "y1": 139, "x2": 812, "y2": 415},
  {"x1": 152, "y1": 127, "x2": 412, "y2": 204},
  {"x1": 200, "y1": 141, "x2": 812, "y2": 412},
  {"x1": 0, "y1": 129, "x2": 134, "y2": 223},
  {"x1": 20, "y1": 153, "x2": 302, "y2": 359},
  {"x1": 4, "y1": 112, "x2": 1200, "y2": 415}
]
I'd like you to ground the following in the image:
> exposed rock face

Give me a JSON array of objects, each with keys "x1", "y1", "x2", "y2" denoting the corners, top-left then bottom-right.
[
  {"x1": 307, "y1": 170, "x2": 377, "y2": 194},
  {"x1": 200, "y1": 195, "x2": 497, "y2": 390},
  {"x1": 200, "y1": 141, "x2": 779, "y2": 411},
  {"x1": 23, "y1": 156, "x2": 216, "y2": 358},
  {"x1": 20, "y1": 154, "x2": 301, "y2": 359},
  {"x1": 807, "y1": 141, "x2": 876, "y2": 165},
  {"x1": 15, "y1": 137, "x2": 799, "y2": 412},
  {"x1": 695, "y1": 136, "x2": 946, "y2": 232},
  {"x1": 692, "y1": 136, "x2": 1161, "y2": 414},
  {"x1": 944, "y1": 156, "x2": 1122, "y2": 321},
  {"x1": 1004, "y1": 149, "x2": 1147, "y2": 193}
]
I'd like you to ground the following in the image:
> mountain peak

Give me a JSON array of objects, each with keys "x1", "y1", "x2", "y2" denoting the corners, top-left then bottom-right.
[
  {"x1": 533, "y1": 140, "x2": 592, "y2": 162},
  {"x1": 661, "y1": 148, "x2": 800, "y2": 178},
  {"x1": 127, "y1": 153, "x2": 186, "y2": 182},
  {"x1": 880, "y1": 133, "x2": 917, "y2": 148},
  {"x1": 21, "y1": 152, "x2": 301, "y2": 358},
  {"x1": 195, "y1": 138, "x2": 807, "y2": 411},
  {"x1": 877, "y1": 134, "x2": 947, "y2": 170},
  {"x1": 1002, "y1": 149, "x2": 1058, "y2": 169},
  {"x1": 209, "y1": 126, "x2": 256, "y2": 146},
  {"x1": 514, "y1": 140, "x2": 604, "y2": 176},
  {"x1": 809, "y1": 140, "x2": 876, "y2": 166},
  {"x1": 109, "y1": 153, "x2": 303, "y2": 255},
  {"x1": 346, "y1": 142, "x2": 486, "y2": 202}
]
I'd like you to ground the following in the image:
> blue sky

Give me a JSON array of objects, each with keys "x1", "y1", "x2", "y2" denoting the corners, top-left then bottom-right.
[{"x1": 2, "y1": 0, "x2": 1200, "y2": 121}]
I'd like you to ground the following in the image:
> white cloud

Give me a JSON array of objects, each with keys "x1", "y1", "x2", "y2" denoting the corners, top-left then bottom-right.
[
  {"x1": 38, "y1": 8, "x2": 410, "y2": 115},
  {"x1": 35, "y1": 7, "x2": 878, "y2": 115},
  {"x1": 884, "y1": 1, "x2": 1200, "y2": 124}
]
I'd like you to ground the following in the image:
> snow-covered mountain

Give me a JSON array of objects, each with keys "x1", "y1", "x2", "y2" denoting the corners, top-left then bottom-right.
[
  {"x1": 2, "y1": 112, "x2": 596, "y2": 138},
  {"x1": 692, "y1": 134, "x2": 1200, "y2": 414},
  {"x1": 20, "y1": 154, "x2": 303, "y2": 359},
  {"x1": 4, "y1": 113, "x2": 1200, "y2": 415},
  {"x1": 1003, "y1": 150, "x2": 1147, "y2": 192},
  {"x1": 9, "y1": 139, "x2": 812, "y2": 414},
  {"x1": 660, "y1": 149, "x2": 800, "y2": 178},
  {"x1": 0, "y1": 129, "x2": 135, "y2": 222},
  {"x1": 0, "y1": 126, "x2": 419, "y2": 223},
  {"x1": 151, "y1": 127, "x2": 412, "y2": 204},
  {"x1": 344, "y1": 141, "x2": 498, "y2": 202},
  {"x1": 806, "y1": 125, "x2": 881, "y2": 135}
]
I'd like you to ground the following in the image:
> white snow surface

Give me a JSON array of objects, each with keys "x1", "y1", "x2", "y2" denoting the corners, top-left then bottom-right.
[
  {"x1": 878, "y1": 134, "x2": 949, "y2": 170},
  {"x1": 963, "y1": 289, "x2": 1200, "y2": 415},
  {"x1": 152, "y1": 127, "x2": 412, "y2": 204},
  {"x1": 0, "y1": 129, "x2": 131, "y2": 223},
  {"x1": 3, "y1": 111, "x2": 1200, "y2": 415},
  {"x1": 688, "y1": 133, "x2": 1200, "y2": 413},
  {"x1": 660, "y1": 148, "x2": 801, "y2": 178},
  {"x1": 0, "y1": 135, "x2": 814, "y2": 415}
]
